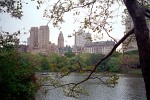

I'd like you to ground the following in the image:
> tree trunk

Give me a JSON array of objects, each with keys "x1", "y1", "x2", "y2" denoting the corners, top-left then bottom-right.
[{"x1": 123, "y1": 0, "x2": 150, "y2": 99}]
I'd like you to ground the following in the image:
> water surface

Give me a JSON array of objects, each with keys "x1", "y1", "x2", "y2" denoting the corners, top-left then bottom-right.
[{"x1": 36, "y1": 73, "x2": 146, "y2": 100}]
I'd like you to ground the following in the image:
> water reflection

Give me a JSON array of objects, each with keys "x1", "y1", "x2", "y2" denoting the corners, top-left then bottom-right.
[{"x1": 36, "y1": 74, "x2": 146, "y2": 100}]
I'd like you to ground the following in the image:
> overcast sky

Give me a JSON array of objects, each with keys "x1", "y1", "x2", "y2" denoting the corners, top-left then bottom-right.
[{"x1": 0, "y1": 0, "x2": 125, "y2": 46}]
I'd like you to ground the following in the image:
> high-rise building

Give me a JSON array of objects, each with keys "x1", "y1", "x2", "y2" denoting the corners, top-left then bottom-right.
[
  {"x1": 58, "y1": 31, "x2": 64, "y2": 54},
  {"x1": 38, "y1": 25, "x2": 50, "y2": 53},
  {"x1": 29, "y1": 27, "x2": 38, "y2": 50},
  {"x1": 73, "y1": 30, "x2": 92, "y2": 54},
  {"x1": 58, "y1": 31, "x2": 64, "y2": 48},
  {"x1": 75, "y1": 29, "x2": 92, "y2": 47}
]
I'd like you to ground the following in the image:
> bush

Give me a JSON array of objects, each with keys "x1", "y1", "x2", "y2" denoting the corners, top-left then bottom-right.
[
  {"x1": 107, "y1": 57, "x2": 121, "y2": 72},
  {"x1": 0, "y1": 34, "x2": 38, "y2": 100}
]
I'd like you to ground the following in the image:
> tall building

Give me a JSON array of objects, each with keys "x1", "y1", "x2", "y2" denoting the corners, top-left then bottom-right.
[
  {"x1": 38, "y1": 25, "x2": 50, "y2": 53},
  {"x1": 75, "y1": 29, "x2": 92, "y2": 47},
  {"x1": 27, "y1": 25, "x2": 53, "y2": 54},
  {"x1": 73, "y1": 30, "x2": 92, "y2": 54},
  {"x1": 29, "y1": 27, "x2": 38, "y2": 50},
  {"x1": 57, "y1": 31, "x2": 64, "y2": 54},
  {"x1": 58, "y1": 31, "x2": 64, "y2": 48}
]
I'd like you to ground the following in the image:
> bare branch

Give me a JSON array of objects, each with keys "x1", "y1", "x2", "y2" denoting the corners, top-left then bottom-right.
[
  {"x1": 145, "y1": 13, "x2": 150, "y2": 18},
  {"x1": 74, "y1": 0, "x2": 97, "y2": 9},
  {"x1": 103, "y1": 27, "x2": 117, "y2": 43},
  {"x1": 145, "y1": 8, "x2": 150, "y2": 14},
  {"x1": 77, "y1": 60, "x2": 93, "y2": 72},
  {"x1": 145, "y1": 7, "x2": 150, "y2": 18},
  {"x1": 44, "y1": 83, "x2": 75, "y2": 91},
  {"x1": 71, "y1": 28, "x2": 134, "y2": 89},
  {"x1": 89, "y1": 76, "x2": 114, "y2": 88}
]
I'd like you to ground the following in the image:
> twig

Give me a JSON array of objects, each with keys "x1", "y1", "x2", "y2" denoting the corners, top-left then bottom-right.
[
  {"x1": 77, "y1": 60, "x2": 93, "y2": 72},
  {"x1": 89, "y1": 76, "x2": 114, "y2": 88},
  {"x1": 145, "y1": 13, "x2": 150, "y2": 18},
  {"x1": 103, "y1": 27, "x2": 117, "y2": 43},
  {"x1": 43, "y1": 83, "x2": 75, "y2": 91},
  {"x1": 72, "y1": 28, "x2": 134, "y2": 89}
]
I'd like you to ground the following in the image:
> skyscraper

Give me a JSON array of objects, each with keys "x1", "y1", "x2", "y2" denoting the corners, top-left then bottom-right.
[
  {"x1": 75, "y1": 29, "x2": 92, "y2": 47},
  {"x1": 28, "y1": 25, "x2": 54, "y2": 54},
  {"x1": 58, "y1": 31, "x2": 64, "y2": 48},
  {"x1": 29, "y1": 27, "x2": 38, "y2": 50},
  {"x1": 38, "y1": 25, "x2": 50, "y2": 52},
  {"x1": 73, "y1": 30, "x2": 92, "y2": 54},
  {"x1": 58, "y1": 31, "x2": 64, "y2": 54}
]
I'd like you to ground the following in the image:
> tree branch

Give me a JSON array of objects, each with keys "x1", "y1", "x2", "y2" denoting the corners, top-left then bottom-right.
[
  {"x1": 72, "y1": 28, "x2": 134, "y2": 89},
  {"x1": 145, "y1": 8, "x2": 150, "y2": 14},
  {"x1": 103, "y1": 27, "x2": 117, "y2": 43},
  {"x1": 145, "y1": 13, "x2": 150, "y2": 18},
  {"x1": 95, "y1": 28, "x2": 134, "y2": 67},
  {"x1": 145, "y1": 8, "x2": 150, "y2": 18},
  {"x1": 40, "y1": 28, "x2": 134, "y2": 99},
  {"x1": 77, "y1": 60, "x2": 93, "y2": 72}
]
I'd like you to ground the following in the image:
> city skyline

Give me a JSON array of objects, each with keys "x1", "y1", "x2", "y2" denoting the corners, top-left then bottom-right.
[
  {"x1": 27, "y1": 25, "x2": 115, "y2": 55},
  {"x1": 0, "y1": 0, "x2": 125, "y2": 46}
]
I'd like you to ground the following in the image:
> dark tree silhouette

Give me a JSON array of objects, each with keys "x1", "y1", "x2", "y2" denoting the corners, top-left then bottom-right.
[{"x1": 124, "y1": 0, "x2": 150, "y2": 99}]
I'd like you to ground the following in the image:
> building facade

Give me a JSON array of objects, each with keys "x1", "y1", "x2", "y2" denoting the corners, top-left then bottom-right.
[
  {"x1": 29, "y1": 27, "x2": 38, "y2": 51},
  {"x1": 38, "y1": 25, "x2": 50, "y2": 54},
  {"x1": 73, "y1": 30, "x2": 92, "y2": 54},
  {"x1": 75, "y1": 29, "x2": 92, "y2": 47},
  {"x1": 58, "y1": 31, "x2": 64, "y2": 48},
  {"x1": 28, "y1": 25, "x2": 57, "y2": 54},
  {"x1": 84, "y1": 41, "x2": 115, "y2": 55},
  {"x1": 57, "y1": 31, "x2": 64, "y2": 54}
]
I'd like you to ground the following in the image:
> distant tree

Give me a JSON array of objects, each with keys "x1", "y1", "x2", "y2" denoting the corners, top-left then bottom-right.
[
  {"x1": 0, "y1": 0, "x2": 26, "y2": 19},
  {"x1": 87, "y1": 53, "x2": 104, "y2": 65},
  {"x1": 41, "y1": 57, "x2": 50, "y2": 70},
  {"x1": 64, "y1": 51, "x2": 75, "y2": 58},
  {"x1": 0, "y1": 34, "x2": 37, "y2": 100},
  {"x1": 107, "y1": 57, "x2": 121, "y2": 72}
]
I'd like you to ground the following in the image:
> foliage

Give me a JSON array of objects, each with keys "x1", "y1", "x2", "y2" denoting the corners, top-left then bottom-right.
[
  {"x1": 120, "y1": 52, "x2": 139, "y2": 73},
  {"x1": 41, "y1": 56, "x2": 50, "y2": 70},
  {"x1": 107, "y1": 57, "x2": 121, "y2": 72},
  {"x1": 124, "y1": 50, "x2": 139, "y2": 55},
  {"x1": 0, "y1": 0, "x2": 26, "y2": 19},
  {"x1": 111, "y1": 51, "x2": 122, "y2": 58},
  {"x1": 0, "y1": 34, "x2": 38, "y2": 100},
  {"x1": 64, "y1": 51, "x2": 75, "y2": 58},
  {"x1": 86, "y1": 53, "x2": 104, "y2": 65}
]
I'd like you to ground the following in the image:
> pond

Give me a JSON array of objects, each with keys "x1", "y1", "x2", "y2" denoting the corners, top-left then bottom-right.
[{"x1": 36, "y1": 73, "x2": 146, "y2": 100}]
